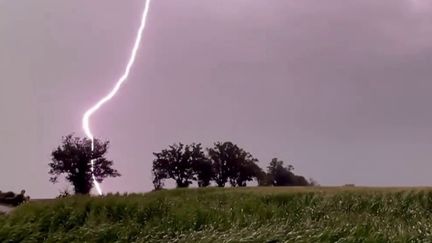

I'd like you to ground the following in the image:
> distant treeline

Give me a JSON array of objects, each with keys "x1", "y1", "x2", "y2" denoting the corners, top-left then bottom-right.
[
  {"x1": 152, "y1": 142, "x2": 316, "y2": 190},
  {"x1": 48, "y1": 135, "x2": 316, "y2": 195}
]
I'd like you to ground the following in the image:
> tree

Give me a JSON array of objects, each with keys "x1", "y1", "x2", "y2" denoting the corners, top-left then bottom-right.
[
  {"x1": 293, "y1": 175, "x2": 309, "y2": 186},
  {"x1": 267, "y1": 158, "x2": 294, "y2": 186},
  {"x1": 49, "y1": 134, "x2": 120, "y2": 194},
  {"x1": 256, "y1": 170, "x2": 271, "y2": 186},
  {"x1": 192, "y1": 159, "x2": 214, "y2": 187},
  {"x1": 266, "y1": 158, "x2": 311, "y2": 186},
  {"x1": 207, "y1": 142, "x2": 230, "y2": 187},
  {"x1": 236, "y1": 159, "x2": 264, "y2": 187},
  {"x1": 152, "y1": 143, "x2": 209, "y2": 188},
  {"x1": 208, "y1": 142, "x2": 261, "y2": 187}
]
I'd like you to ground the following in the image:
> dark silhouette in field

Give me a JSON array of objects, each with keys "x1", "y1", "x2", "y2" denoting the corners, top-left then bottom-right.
[
  {"x1": 49, "y1": 134, "x2": 121, "y2": 194},
  {"x1": 152, "y1": 143, "x2": 211, "y2": 189},
  {"x1": 192, "y1": 156, "x2": 214, "y2": 188},
  {"x1": 152, "y1": 141, "x2": 315, "y2": 190},
  {"x1": 265, "y1": 158, "x2": 310, "y2": 186},
  {"x1": 0, "y1": 190, "x2": 29, "y2": 206},
  {"x1": 208, "y1": 142, "x2": 263, "y2": 187},
  {"x1": 47, "y1": 135, "x2": 314, "y2": 194}
]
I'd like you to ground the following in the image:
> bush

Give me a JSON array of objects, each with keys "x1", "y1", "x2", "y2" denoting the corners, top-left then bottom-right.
[{"x1": 0, "y1": 190, "x2": 29, "y2": 206}]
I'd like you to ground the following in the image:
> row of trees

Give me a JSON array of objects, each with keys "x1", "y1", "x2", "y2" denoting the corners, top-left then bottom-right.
[
  {"x1": 152, "y1": 142, "x2": 315, "y2": 190},
  {"x1": 48, "y1": 134, "x2": 315, "y2": 195}
]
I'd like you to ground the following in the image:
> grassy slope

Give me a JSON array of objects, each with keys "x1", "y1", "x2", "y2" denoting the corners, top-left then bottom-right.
[{"x1": 2, "y1": 187, "x2": 432, "y2": 242}]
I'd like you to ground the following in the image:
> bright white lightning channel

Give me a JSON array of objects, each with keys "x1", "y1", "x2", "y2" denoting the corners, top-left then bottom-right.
[{"x1": 82, "y1": 0, "x2": 152, "y2": 195}]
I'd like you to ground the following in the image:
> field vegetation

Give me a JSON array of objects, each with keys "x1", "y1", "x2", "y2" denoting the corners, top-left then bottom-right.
[{"x1": 2, "y1": 187, "x2": 432, "y2": 242}]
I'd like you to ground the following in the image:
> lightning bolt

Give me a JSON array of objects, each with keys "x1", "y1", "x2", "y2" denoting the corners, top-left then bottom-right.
[{"x1": 82, "y1": 0, "x2": 152, "y2": 195}]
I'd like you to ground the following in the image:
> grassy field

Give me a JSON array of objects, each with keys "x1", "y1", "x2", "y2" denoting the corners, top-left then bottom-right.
[{"x1": 2, "y1": 187, "x2": 432, "y2": 242}]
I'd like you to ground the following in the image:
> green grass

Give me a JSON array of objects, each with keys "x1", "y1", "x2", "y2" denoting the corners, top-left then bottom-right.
[{"x1": 2, "y1": 187, "x2": 432, "y2": 242}]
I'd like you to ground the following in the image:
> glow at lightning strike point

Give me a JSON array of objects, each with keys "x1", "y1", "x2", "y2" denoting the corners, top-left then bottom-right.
[{"x1": 82, "y1": 0, "x2": 152, "y2": 195}]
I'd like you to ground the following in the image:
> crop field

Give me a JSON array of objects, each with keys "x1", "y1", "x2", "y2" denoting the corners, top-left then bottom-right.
[{"x1": 1, "y1": 187, "x2": 432, "y2": 242}]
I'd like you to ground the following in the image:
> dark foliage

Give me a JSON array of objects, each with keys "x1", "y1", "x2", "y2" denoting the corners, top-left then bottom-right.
[
  {"x1": 192, "y1": 159, "x2": 214, "y2": 187},
  {"x1": 152, "y1": 142, "x2": 312, "y2": 190},
  {"x1": 152, "y1": 143, "x2": 209, "y2": 188},
  {"x1": 0, "y1": 190, "x2": 29, "y2": 206},
  {"x1": 266, "y1": 158, "x2": 311, "y2": 186},
  {"x1": 49, "y1": 134, "x2": 120, "y2": 194},
  {"x1": 208, "y1": 142, "x2": 263, "y2": 187}
]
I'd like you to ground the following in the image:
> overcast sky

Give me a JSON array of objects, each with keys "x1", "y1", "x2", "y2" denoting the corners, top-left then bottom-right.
[{"x1": 1, "y1": 0, "x2": 432, "y2": 198}]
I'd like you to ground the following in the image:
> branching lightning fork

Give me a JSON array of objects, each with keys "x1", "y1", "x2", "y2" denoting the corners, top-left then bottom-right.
[{"x1": 82, "y1": 0, "x2": 152, "y2": 195}]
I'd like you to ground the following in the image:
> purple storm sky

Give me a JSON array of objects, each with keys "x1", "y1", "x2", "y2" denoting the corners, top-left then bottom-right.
[{"x1": 1, "y1": 0, "x2": 432, "y2": 198}]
